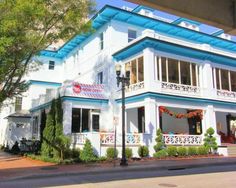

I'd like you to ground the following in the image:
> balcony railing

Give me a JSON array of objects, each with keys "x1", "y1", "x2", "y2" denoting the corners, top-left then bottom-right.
[
  {"x1": 217, "y1": 90, "x2": 236, "y2": 99},
  {"x1": 71, "y1": 133, "x2": 88, "y2": 144},
  {"x1": 100, "y1": 132, "x2": 142, "y2": 145},
  {"x1": 126, "y1": 81, "x2": 144, "y2": 92},
  {"x1": 163, "y1": 134, "x2": 203, "y2": 146},
  {"x1": 161, "y1": 82, "x2": 200, "y2": 95}
]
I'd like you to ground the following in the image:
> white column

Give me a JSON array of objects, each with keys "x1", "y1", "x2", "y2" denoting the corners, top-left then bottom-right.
[
  {"x1": 63, "y1": 101, "x2": 72, "y2": 135},
  {"x1": 203, "y1": 105, "x2": 220, "y2": 145},
  {"x1": 201, "y1": 62, "x2": 215, "y2": 98},
  {"x1": 144, "y1": 98, "x2": 157, "y2": 155},
  {"x1": 143, "y1": 48, "x2": 155, "y2": 90}
]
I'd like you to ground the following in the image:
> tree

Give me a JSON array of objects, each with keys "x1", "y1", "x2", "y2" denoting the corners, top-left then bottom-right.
[
  {"x1": 203, "y1": 127, "x2": 218, "y2": 153},
  {"x1": 154, "y1": 128, "x2": 165, "y2": 152},
  {"x1": 41, "y1": 99, "x2": 56, "y2": 157},
  {"x1": 0, "y1": 0, "x2": 95, "y2": 105}
]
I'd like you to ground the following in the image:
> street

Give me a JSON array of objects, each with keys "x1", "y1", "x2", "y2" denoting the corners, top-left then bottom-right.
[{"x1": 0, "y1": 164, "x2": 236, "y2": 188}]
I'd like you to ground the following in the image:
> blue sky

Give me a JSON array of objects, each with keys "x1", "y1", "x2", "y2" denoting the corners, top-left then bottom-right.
[{"x1": 95, "y1": 0, "x2": 236, "y2": 40}]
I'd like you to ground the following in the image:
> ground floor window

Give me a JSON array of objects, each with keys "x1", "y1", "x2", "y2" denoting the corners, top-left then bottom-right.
[
  {"x1": 71, "y1": 108, "x2": 100, "y2": 133},
  {"x1": 138, "y1": 107, "x2": 145, "y2": 133},
  {"x1": 32, "y1": 116, "x2": 39, "y2": 135}
]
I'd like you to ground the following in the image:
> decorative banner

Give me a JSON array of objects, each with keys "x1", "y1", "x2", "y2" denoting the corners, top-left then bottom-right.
[
  {"x1": 72, "y1": 82, "x2": 106, "y2": 99},
  {"x1": 159, "y1": 106, "x2": 203, "y2": 120}
]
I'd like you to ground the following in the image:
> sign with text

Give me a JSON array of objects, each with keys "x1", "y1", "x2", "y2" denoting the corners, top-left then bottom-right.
[{"x1": 72, "y1": 82, "x2": 106, "y2": 99}]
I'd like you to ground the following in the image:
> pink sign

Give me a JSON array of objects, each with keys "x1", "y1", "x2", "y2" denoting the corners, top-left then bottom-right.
[{"x1": 72, "y1": 82, "x2": 106, "y2": 99}]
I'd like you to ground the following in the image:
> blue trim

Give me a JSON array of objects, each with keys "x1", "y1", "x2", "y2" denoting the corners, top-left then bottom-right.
[
  {"x1": 115, "y1": 92, "x2": 236, "y2": 108},
  {"x1": 30, "y1": 96, "x2": 108, "y2": 112},
  {"x1": 40, "y1": 5, "x2": 236, "y2": 60},
  {"x1": 212, "y1": 29, "x2": 224, "y2": 36},
  {"x1": 172, "y1": 18, "x2": 201, "y2": 26},
  {"x1": 132, "y1": 5, "x2": 155, "y2": 13},
  {"x1": 29, "y1": 80, "x2": 62, "y2": 87},
  {"x1": 112, "y1": 37, "x2": 236, "y2": 67}
]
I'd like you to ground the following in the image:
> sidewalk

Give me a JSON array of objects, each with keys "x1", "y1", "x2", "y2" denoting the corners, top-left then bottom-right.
[{"x1": 1, "y1": 151, "x2": 236, "y2": 182}]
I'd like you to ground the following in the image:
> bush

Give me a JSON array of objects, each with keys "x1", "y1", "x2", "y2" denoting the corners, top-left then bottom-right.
[
  {"x1": 188, "y1": 146, "x2": 198, "y2": 156},
  {"x1": 125, "y1": 148, "x2": 133, "y2": 159},
  {"x1": 11, "y1": 141, "x2": 20, "y2": 154},
  {"x1": 80, "y1": 139, "x2": 97, "y2": 162},
  {"x1": 154, "y1": 129, "x2": 165, "y2": 152},
  {"x1": 198, "y1": 146, "x2": 208, "y2": 155},
  {"x1": 203, "y1": 127, "x2": 218, "y2": 153},
  {"x1": 177, "y1": 146, "x2": 187, "y2": 156},
  {"x1": 106, "y1": 147, "x2": 118, "y2": 159},
  {"x1": 0, "y1": 145, "x2": 4, "y2": 150},
  {"x1": 153, "y1": 150, "x2": 168, "y2": 158},
  {"x1": 138, "y1": 146, "x2": 149, "y2": 158},
  {"x1": 71, "y1": 148, "x2": 80, "y2": 159},
  {"x1": 166, "y1": 146, "x2": 177, "y2": 157}
]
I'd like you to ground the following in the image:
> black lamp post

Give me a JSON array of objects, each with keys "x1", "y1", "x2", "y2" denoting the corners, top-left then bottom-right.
[{"x1": 115, "y1": 63, "x2": 130, "y2": 166}]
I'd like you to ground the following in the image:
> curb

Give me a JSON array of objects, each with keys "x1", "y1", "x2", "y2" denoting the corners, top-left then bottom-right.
[{"x1": 2, "y1": 158, "x2": 236, "y2": 182}]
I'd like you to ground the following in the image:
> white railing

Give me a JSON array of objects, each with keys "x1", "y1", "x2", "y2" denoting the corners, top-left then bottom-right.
[
  {"x1": 217, "y1": 90, "x2": 236, "y2": 99},
  {"x1": 163, "y1": 134, "x2": 203, "y2": 146},
  {"x1": 71, "y1": 133, "x2": 88, "y2": 144},
  {"x1": 161, "y1": 82, "x2": 200, "y2": 95},
  {"x1": 126, "y1": 81, "x2": 144, "y2": 92},
  {"x1": 100, "y1": 132, "x2": 142, "y2": 145}
]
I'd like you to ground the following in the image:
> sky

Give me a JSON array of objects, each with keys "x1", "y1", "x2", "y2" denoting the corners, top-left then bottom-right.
[{"x1": 95, "y1": 0, "x2": 236, "y2": 41}]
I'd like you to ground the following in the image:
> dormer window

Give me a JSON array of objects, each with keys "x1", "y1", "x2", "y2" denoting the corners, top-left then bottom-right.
[
  {"x1": 49, "y1": 61, "x2": 55, "y2": 70},
  {"x1": 128, "y1": 29, "x2": 137, "y2": 43}
]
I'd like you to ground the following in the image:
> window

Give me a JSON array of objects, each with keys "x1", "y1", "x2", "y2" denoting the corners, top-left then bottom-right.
[
  {"x1": 138, "y1": 107, "x2": 145, "y2": 133},
  {"x1": 157, "y1": 56, "x2": 199, "y2": 86},
  {"x1": 126, "y1": 56, "x2": 144, "y2": 85},
  {"x1": 180, "y1": 61, "x2": 191, "y2": 85},
  {"x1": 92, "y1": 114, "x2": 100, "y2": 132},
  {"x1": 71, "y1": 108, "x2": 91, "y2": 133},
  {"x1": 128, "y1": 29, "x2": 137, "y2": 42},
  {"x1": 15, "y1": 97, "x2": 22, "y2": 112},
  {"x1": 168, "y1": 58, "x2": 179, "y2": 83},
  {"x1": 97, "y1": 72, "x2": 103, "y2": 84},
  {"x1": 214, "y1": 68, "x2": 236, "y2": 92},
  {"x1": 32, "y1": 116, "x2": 38, "y2": 135},
  {"x1": 221, "y1": 69, "x2": 229, "y2": 90},
  {"x1": 49, "y1": 61, "x2": 55, "y2": 70},
  {"x1": 231, "y1": 71, "x2": 236, "y2": 92},
  {"x1": 99, "y1": 33, "x2": 104, "y2": 50}
]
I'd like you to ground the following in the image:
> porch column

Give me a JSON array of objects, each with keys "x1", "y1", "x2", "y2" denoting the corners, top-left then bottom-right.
[
  {"x1": 143, "y1": 47, "x2": 155, "y2": 90},
  {"x1": 144, "y1": 98, "x2": 157, "y2": 155},
  {"x1": 201, "y1": 62, "x2": 215, "y2": 98},
  {"x1": 63, "y1": 101, "x2": 72, "y2": 135},
  {"x1": 203, "y1": 105, "x2": 220, "y2": 144}
]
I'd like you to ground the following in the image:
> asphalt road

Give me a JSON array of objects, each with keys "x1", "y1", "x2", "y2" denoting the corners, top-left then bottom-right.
[{"x1": 1, "y1": 164, "x2": 236, "y2": 188}]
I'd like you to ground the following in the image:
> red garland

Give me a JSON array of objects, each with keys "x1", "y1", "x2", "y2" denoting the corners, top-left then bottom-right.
[{"x1": 159, "y1": 106, "x2": 203, "y2": 120}]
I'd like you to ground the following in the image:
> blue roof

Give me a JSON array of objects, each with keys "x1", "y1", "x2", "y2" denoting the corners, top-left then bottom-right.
[
  {"x1": 40, "y1": 5, "x2": 236, "y2": 60},
  {"x1": 113, "y1": 37, "x2": 236, "y2": 67}
]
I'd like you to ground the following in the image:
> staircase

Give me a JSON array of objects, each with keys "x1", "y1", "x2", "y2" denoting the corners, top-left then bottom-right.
[{"x1": 227, "y1": 145, "x2": 236, "y2": 156}]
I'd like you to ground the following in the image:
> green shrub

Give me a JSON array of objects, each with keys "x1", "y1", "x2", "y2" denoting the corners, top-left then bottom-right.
[
  {"x1": 98, "y1": 156, "x2": 107, "y2": 162},
  {"x1": 166, "y1": 146, "x2": 177, "y2": 157},
  {"x1": 0, "y1": 145, "x2": 4, "y2": 150},
  {"x1": 138, "y1": 146, "x2": 149, "y2": 158},
  {"x1": 106, "y1": 147, "x2": 118, "y2": 159},
  {"x1": 154, "y1": 129, "x2": 165, "y2": 152},
  {"x1": 71, "y1": 148, "x2": 80, "y2": 159},
  {"x1": 80, "y1": 139, "x2": 97, "y2": 162},
  {"x1": 198, "y1": 146, "x2": 208, "y2": 155},
  {"x1": 188, "y1": 146, "x2": 198, "y2": 156},
  {"x1": 177, "y1": 146, "x2": 187, "y2": 156},
  {"x1": 125, "y1": 148, "x2": 133, "y2": 159},
  {"x1": 203, "y1": 127, "x2": 218, "y2": 153},
  {"x1": 153, "y1": 150, "x2": 168, "y2": 158}
]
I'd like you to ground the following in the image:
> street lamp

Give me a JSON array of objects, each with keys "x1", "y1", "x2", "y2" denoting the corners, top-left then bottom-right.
[{"x1": 115, "y1": 63, "x2": 130, "y2": 166}]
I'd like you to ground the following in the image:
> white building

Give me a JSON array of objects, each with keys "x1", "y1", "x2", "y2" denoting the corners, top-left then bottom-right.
[{"x1": 1, "y1": 5, "x2": 236, "y2": 156}]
